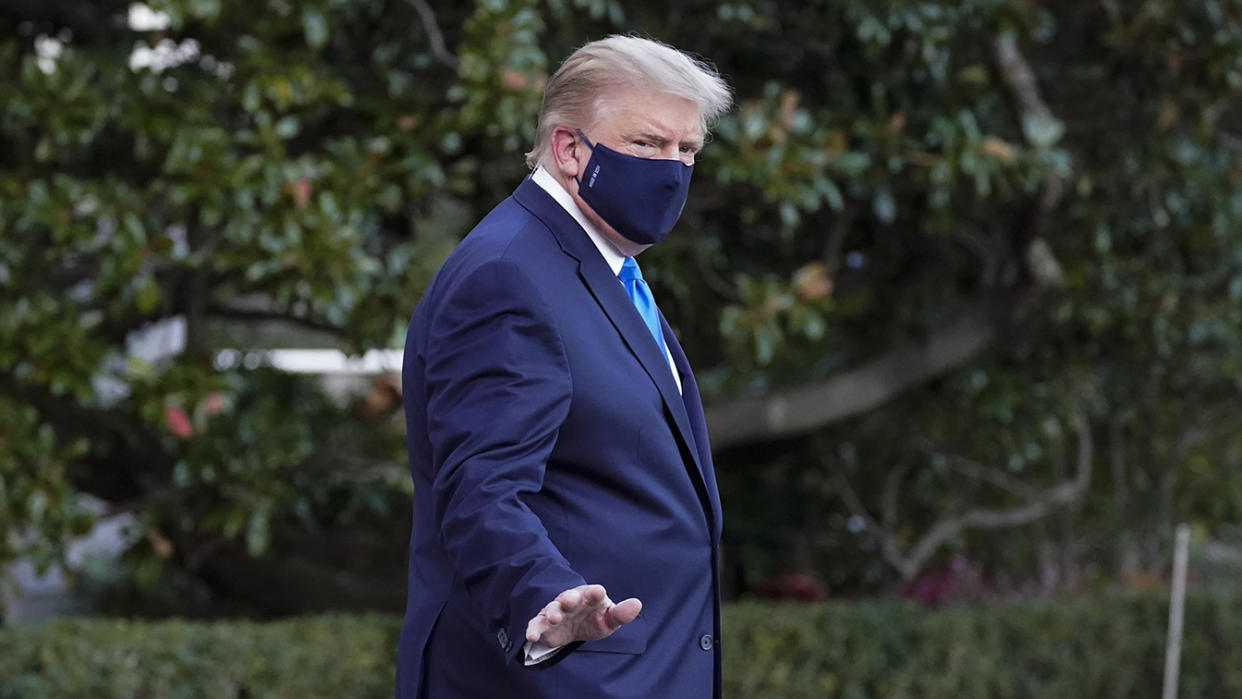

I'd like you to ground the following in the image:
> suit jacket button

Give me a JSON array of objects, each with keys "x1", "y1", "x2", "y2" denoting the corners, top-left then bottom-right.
[
  {"x1": 699, "y1": 634, "x2": 713, "y2": 651},
  {"x1": 497, "y1": 628, "x2": 510, "y2": 651}
]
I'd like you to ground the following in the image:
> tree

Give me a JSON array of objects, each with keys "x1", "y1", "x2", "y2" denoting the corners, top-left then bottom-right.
[
  {"x1": 677, "y1": 0, "x2": 1242, "y2": 593},
  {"x1": 2, "y1": 0, "x2": 1240, "y2": 612}
]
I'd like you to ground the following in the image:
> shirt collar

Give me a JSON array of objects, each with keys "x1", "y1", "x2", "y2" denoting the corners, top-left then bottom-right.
[{"x1": 531, "y1": 166, "x2": 626, "y2": 276}]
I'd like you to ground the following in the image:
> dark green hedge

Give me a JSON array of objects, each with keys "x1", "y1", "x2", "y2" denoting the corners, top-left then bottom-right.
[
  {"x1": 0, "y1": 615, "x2": 399, "y2": 698},
  {"x1": 2, "y1": 590, "x2": 1239, "y2": 698},
  {"x1": 725, "y1": 589, "x2": 1242, "y2": 698}
]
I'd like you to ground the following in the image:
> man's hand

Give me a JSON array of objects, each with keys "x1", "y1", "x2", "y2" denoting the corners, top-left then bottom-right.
[{"x1": 525, "y1": 584, "x2": 642, "y2": 648}]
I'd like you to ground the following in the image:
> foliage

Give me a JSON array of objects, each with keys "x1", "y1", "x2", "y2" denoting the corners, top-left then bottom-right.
[
  {"x1": 3, "y1": 589, "x2": 1242, "y2": 697},
  {"x1": 724, "y1": 588, "x2": 1242, "y2": 698},
  {"x1": 0, "y1": 614, "x2": 399, "y2": 698},
  {"x1": 1, "y1": 0, "x2": 1241, "y2": 609},
  {"x1": 692, "y1": 0, "x2": 1242, "y2": 592},
  {"x1": 1, "y1": 0, "x2": 437, "y2": 597}
]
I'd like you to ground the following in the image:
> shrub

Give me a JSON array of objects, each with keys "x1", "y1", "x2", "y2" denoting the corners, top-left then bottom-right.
[
  {"x1": 0, "y1": 615, "x2": 400, "y2": 698},
  {"x1": 1, "y1": 589, "x2": 1239, "y2": 697},
  {"x1": 724, "y1": 589, "x2": 1242, "y2": 698}
]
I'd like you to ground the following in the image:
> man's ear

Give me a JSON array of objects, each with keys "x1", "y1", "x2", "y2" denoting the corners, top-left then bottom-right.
[{"x1": 549, "y1": 125, "x2": 584, "y2": 179}]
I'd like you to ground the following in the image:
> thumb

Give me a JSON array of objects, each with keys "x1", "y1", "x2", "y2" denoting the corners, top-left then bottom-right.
[{"x1": 606, "y1": 597, "x2": 642, "y2": 629}]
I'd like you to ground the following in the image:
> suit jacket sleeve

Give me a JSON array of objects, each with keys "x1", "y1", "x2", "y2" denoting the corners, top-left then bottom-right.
[{"x1": 421, "y1": 258, "x2": 586, "y2": 665}]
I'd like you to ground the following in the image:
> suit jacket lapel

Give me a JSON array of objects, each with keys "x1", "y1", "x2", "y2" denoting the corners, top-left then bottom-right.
[
  {"x1": 512, "y1": 178, "x2": 709, "y2": 509},
  {"x1": 662, "y1": 314, "x2": 722, "y2": 544}
]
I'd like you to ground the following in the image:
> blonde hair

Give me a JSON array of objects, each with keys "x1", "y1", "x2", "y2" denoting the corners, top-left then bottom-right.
[{"x1": 525, "y1": 35, "x2": 732, "y2": 169}]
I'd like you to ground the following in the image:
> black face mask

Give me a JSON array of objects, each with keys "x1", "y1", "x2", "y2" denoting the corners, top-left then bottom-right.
[{"x1": 574, "y1": 131, "x2": 694, "y2": 245}]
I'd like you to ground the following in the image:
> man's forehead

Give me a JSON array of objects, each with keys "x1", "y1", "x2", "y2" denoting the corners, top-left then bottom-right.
[{"x1": 592, "y1": 89, "x2": 704, "y2": 139}]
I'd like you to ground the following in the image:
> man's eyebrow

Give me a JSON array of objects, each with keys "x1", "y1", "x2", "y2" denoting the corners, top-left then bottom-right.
[
  {"x1": 625, "y1": 130, "x2": 704, "y2": 149},
  {"x1": 624, "y1": 130, "x2": 670, "y2": 145}
]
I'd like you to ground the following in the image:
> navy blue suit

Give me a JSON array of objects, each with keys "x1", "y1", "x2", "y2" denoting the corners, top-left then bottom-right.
[{"x1": 397, "y1": 177, "x2": 722, "y2": 698}]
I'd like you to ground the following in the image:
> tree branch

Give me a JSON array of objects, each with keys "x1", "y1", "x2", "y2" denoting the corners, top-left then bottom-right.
[
  {"x1": 822, "y1": 440, "x2": 915, "y2": 578},
  {"x1": 703, "y1": 34, "x2": 1072, "y2": 452},
  {"x1": 906, "y1": 410, "x2": 1092, "y2": 578},
  {"x1": 823, "y1": 207, "x2": 856, "y2": 276},
  {"x1": 821, "y1": 410, "x2": 1093, "y2": 580},
  {"x1": 994, "y1": 33, "x2": 1068, "y2": 212},
  {"x1": 706, "y1": 298, "x2": 1004, "y2": 451},
  {"x1": 1098, "y1": 0, "x2": 1123, "y2": 30},
  {"x1": 881, "y1": 454, "x2": 913, "y2": 529},
  {"x1": 406, "y1": 0, "x2": 459, "y2": 71},
  {"x1": 994, "y1": 34, "x2": 1055, "y2": 126},
  {"x1": 946, "y1": 453, "x2": 1041, "y2": 500},
  {"x1": 1176, "y1": 405, "x2": 1242, "y2": 455}
]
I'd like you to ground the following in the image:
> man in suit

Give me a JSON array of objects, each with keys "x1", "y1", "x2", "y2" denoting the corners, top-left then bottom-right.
[{"x1": 397, "y1": 35, "x2": 732, "y2": 698}]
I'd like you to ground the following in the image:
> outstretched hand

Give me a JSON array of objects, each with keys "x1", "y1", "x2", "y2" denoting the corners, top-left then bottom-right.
[{"x1": 525, "y1": 584, "x2": 642, "y2": 648}]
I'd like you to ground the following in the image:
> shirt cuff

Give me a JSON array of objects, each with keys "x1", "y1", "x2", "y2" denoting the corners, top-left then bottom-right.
[{"x1": 523, "y1": 639, "x2": 565, "y2": 666}]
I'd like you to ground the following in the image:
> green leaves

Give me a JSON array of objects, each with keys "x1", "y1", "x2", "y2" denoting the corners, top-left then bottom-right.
[
  {"x1": 720, "y1": 267, "x2": 839, "y2": 370},
  {"x1": 1020, "y1": 113, "x2": 1065, "y2": 150},
  {"x1": 301, "y1": 7, "x2": 329, "y2": 50},
  {"x1": 0, "y1": 0, "x2": 440, "y2": 588},
  {"x1": 3, "y1": 0, "x2": 1242, "y2": 605},
  {"x1": 453, "y1": 0, "x2": 547, "y2": 152},
  {"x1": 0, "y1": 399, "x2": 93, "y2": 572}
]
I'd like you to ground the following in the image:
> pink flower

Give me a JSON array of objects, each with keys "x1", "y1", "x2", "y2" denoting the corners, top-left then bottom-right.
[
  {"x1": 164, "y1": 404, "x2": 194, "y2": 439},
  {"x1": 201, "y1": 392, "x2": 225, "y2": 416}
]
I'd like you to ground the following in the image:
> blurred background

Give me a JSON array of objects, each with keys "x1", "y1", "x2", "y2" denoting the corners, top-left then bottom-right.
[{"x1": 2, "y1": 0, "x2": 1242, "y2": 696}]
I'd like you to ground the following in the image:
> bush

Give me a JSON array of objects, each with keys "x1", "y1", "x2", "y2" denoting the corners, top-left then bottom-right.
[
  {"x1": 0, "y1": 615, "x2": 400, "y2": 698},
  {"x1": 724, "y1": 589, "x2": 1242, "y2": 698},
  {"x1": 1, "y1": 589, "x2": 1239, "y2": 698}
]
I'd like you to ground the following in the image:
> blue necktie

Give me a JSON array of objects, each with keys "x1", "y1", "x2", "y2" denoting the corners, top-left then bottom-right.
[{"x1": 618, "y1": 257, "x2": 668, "y2": 357}]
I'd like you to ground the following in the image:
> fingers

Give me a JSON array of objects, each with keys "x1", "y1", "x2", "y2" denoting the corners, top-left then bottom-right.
[
  {"x1": 525, "y1": 613, "x2": 548, "y2": 643},
  {"x1": 607, "y1": 597, "x2": 642, "y2": 629},
  {"x1": 579, "y1": 584, "x2": 606, "y2": 606},
  {"x1": 527, "y1": 599, "x2": 559, "y2": 642},
  {"x1": 556, "y1": 584, "x2": 604, "y2": 610},
  {"x1": 525, "y1": 586, "x2": 586, "y2": 643},
  {"x1": 526, "y1": 591, "x2": 576, "y2": 642},
  {"x1": 525, "y1": 584, "x2": 634, "y2": 645},
  {"x1": 554, "y1": 587, "x2": 581, "y2": 612}
]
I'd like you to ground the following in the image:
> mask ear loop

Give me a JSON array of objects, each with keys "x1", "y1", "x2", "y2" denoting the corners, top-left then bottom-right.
[{"x1": 573, "y1": 130, "x2": 595, "y2": 186}]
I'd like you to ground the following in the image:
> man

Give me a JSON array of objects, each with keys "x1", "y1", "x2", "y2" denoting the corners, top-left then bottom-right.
[{"x1": 397, "y1": 35, "x2": 732, "y2": 698}]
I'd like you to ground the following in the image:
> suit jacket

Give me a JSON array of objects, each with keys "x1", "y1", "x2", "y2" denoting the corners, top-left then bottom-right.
[{"x1": 396, "y1": 176, "x2": 722, "y2": 698}]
